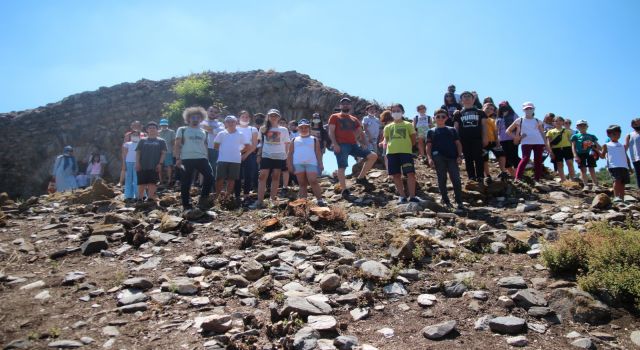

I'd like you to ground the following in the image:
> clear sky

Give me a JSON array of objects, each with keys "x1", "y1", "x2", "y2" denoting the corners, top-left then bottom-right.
[{"x1": 1, "y1": 0, "x2": 638, "y2": 148}]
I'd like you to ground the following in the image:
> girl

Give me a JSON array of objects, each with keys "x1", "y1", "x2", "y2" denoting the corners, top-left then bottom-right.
[
  {"x1": 482, "y1": 103, "x2": 508, "y2": 181},
  {"x1": 234, "y1": 111, "x2": 259, "y2": 202},
  {"x1": 413, "y1": 104, "x2": 432, "y2": 160},
  {"x1": 250, "y1": 109, "x2": 290, "y2": 209},
  {"x1": 545, "y1": 116, "x2": 576, "y2": 182},
  {"x1": 52, "y1": 146, "x2": 78, "y2": 192},
  {"x1": 441, "y1": 92, "x2": 461, "y2": 127},
  {"x1": 87, "y1": 154, "x2": 104, "y2": 184},
  {"x1": 122, "y1": 132, "x2": 140, "y2": 200},
  {"x1": 287, "y1": 119, "x2": 326, "y2": 206},
  {"x1": 310, "y1": 113, "x2": 329, "y2": 154},
  {"x1": 506, "y1": 102, "x2": 553, "y2": 182},
  {"x1": 496, "y1": 101, "x2": 520, "y2": 177}
]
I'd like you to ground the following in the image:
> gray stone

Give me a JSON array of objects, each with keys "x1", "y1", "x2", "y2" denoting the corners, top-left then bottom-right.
[
  {"x1": 118, "y1": 302, "x2": 148, "y2": 313},
  {"x1": 250, "y1": 275, "x2": 273, "y2": 294},
  {"x1": 150, "y1": 292, "x2": 174, "y2": 305},
  {"x1": 4, "y1": 339, "x2": 32, "y2": 349},
  {"x1": 149, "y1": 231, "x2": 178, "y2": 245},
  {"x1": 293, "y1": 327, "x2": 320, "y2": 350},
  {"x1": 507, "y1": 335, "x2": 528, "y2": 347},
  {"x1": 422, "y1": 320, "x2": 457, "y2": 340},
  {"x1": 79, "y1": 337, "x2": 94, "y2": 345},
  {"x1": 47, "y1": 340, "x2": 84, "y2": 348},
  {"x1": 490, "y1": 242, "x2": 507, "y2": 254},
  {"x1": 117, "y1": 289, "x2": 149, "y2": 306},
  {"x1": 190, "y1": 296, "x2": 210, "y2": 307},
  {"x1": 225, "y1": 274, "x2": 250, "y2": 288},
  {"x1": 359, "y1": 260, "x2": 391, "y2": 280},
  {"x1": 549, "y1": 288, "x2": 611, "y2": 325},
  {"x1": 474, "y1": 315, "x2": 494, "y2": 331},
  {"x1": 570, "y1": 338, "x2": 594, "y2": 349},
  {"x1": 516, "y1": 202, "x2": 540, "y2": 213},
  {"x1": 527, "y1": 322, "x2": 548, "y2": 334},
  {"x1": 307, "y1": 315, "x2": 337, "y2": 331},
  {"x1": 528, "y1": 306, "x2": 554, "y2": 317},
  {"x1": 319, "y1": 273, "x2": 341, "y2": 293},
  {"x1": 417, "y1": 294, "x2": 437, "y2": 307},
  {"x1": 324, "y1": 246, "x2": 355, "y2": 264},
  {"x1": 398, "y1": 268, "x2": 420, "y2": 280},
  {"x1": 122, "y1": 277, "x2": 153, "y2": 291},
  {"x1": 350, "y1": 307, "x2": 370, "y2": 321},
  {"x1": 134, "y1": 256, "x2": 161, "y2": 271},
  {"x1": 80, "y1": 235, "x2": 108, "y2": 255},
  {"x1": 62, "y1": 271, "x2": 86, "y2": 286},
  {"x1": 186, "y1": 266, "x2": 205, "y2": 277},
  {"x1": 200, "y1": 314, "x2": 232, "y2": 334},
  {"x1": 443, "y1": 280, "x2": 467, "y2": 298},
  {"x1": 334, "y1": 335, "x2": 358, "y2": 350},
  {"x1": 631, "y1": 330, "x2": 640, "y2": 347},
  {"x1": 102, "y1": 326, "x2": 120, "y2": 337},
  {"x1": 200, "y1": 256, "x2": 229, "y2": 269},
  {"x1": 401, "y1": 217, "x2": 437, "y2": 230},
  {"x1": 282, "y1": 296, "x2": 332, "y2": 316},
  {"x1": 20, "y1": 280, "x2": 46, "y2": 290},
  {"x1": 34, "y1": 290, "x2": 50, "y2": 300},
  {"x1": 489, "y1": 316, "x2": 526, "y2": 334},
  {"x1": 383, "y1": 282, "x2": 408, "y2": 297},
  {"x1": 161, "y1": 277, "x2": 199, "y2": 295},
  {"x1": 497, "y1": 276, "x2": 527, "y2": 289},
  {"x1": 512, "y1": 289, "x2": 547, "y2": 309},
  {"x1": 239, "y1": 259, "x2": 263, "y2": 281}
]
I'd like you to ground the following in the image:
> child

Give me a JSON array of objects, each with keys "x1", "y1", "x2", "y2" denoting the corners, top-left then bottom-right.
[
  {"x1": 362, "y1": 105, "x2": 382, "y2": 153},
  {"x1": 571, "y1": 119, "x2": 601, "y2": 190},
  {"x1": 135, "y1": 122, "x2": 166, "y2": 200},
  {"x1": 482, "y1": 103, "x2": 508, "y2": 182},
  {"x1": 454, "y1": 91, "x2": 488, "y2": 183},
  {"x1": 602, "y1": 125, "x2": 630, "y2": 202},
  {"x1": 383, "y1": 103, "x2": 422, "y2": 204},
  {"x1": 213, "y1": 116, "x2": 250, "y2": 201},
  {"x1": 625, "y1": 118, "x2": 640, "y2": 187},
  {"x1": 413, "y1": 104, "x2": 432, "y2": 159},
  {"x1": 545, "y1": 116, "x2": 575, "y2": 182},
  {"x1": 426, "y1": 109, "x2": 464, "y2": 209},
  {"x1": 87, "y1": 154, "x2": 104, "y2": 184},
  {"x1": 122, "y1": 132, "x2": 140, "y2": 200},
  {"x1": 287, "y1": 119, "x2": 326, "y2": 206}
]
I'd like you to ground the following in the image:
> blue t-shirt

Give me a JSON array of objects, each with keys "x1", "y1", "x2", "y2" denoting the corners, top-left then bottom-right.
[
  {"x1": 426, "y1": 126, "x2": 460, "y2": 159},
  {"x1": 570, "y1": 132, "x2": 598, "y2": 155}
]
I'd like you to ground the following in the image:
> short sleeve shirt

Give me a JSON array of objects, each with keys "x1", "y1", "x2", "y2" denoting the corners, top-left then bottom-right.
[
  {"x1": 571, "y1": 133, "x2": 598, "y2": 154},
  {"x1": 328, "y1": 113, "x2": 361, "y2": 144},
  {"x1": 214, "y1": 130, "x2": 247, "y2": 163},
  {"x1": 546, "y1": 128, "x2": 572, "y2": 148},
  {"x1": 135, "y1": 137, "x2": 167, "y2": 170},
  {"x1": 454, "y1": 107, "x2": 487, "y2": 139},
  {"x1": 426, "y1": 126, "x2": 460, "y2": 159},
  {"x1": 383, "y1": 121, "x2": 415, "y2": 154},
  {"x1": 259, "y1": 126, "x2": 291, "y2": 160},
  {"x1": 177, "y1": 126, "x2": 208, "y2": 160},
  {"x1": 159, "y1": 129, "x2": 176, "y2": 152}
]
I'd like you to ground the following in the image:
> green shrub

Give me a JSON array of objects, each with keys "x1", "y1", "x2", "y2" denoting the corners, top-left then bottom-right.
[
  {"x1": 162, "y1": 74, "x2": 224, "y2": 126},
  {"x1": 541, "y1": 222, "x2": 640, "y2": 308}
]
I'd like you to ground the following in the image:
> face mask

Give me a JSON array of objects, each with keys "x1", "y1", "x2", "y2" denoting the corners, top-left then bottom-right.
[
  {"x1": 524, "y1": 109, "x2": 534, "y2": 117},
  {"x1": 634, "y1": 126, "x2": 640, "y2": 132},
  {"x1": 239, "y1": 120, "x2": 249, "y2": 126},
  {"x1": 341, "y1": 108, "x2": 350, "y2": 113},
  {"x1": 312, "y1": 118, "x2": 321, "y2": 124},
  {"x1": 131, "y1": 137, "x2": 140, "y2": 143},
  {"x1": 392, "y1": 112, "x2": 403, "y2": 120}
]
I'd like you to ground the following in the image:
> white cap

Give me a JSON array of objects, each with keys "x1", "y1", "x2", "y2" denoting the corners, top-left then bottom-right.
[{"x1": 522, "y1": 101, "x2": 535, "y2": 110}]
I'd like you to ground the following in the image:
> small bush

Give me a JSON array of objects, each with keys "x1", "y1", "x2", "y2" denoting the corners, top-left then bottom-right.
[
  {"x1": 162, "y1": 74, "x2": 224, "y2": 127},
  {"x1": 541, "y1": 222, "x2": 640, "y2": 308}
]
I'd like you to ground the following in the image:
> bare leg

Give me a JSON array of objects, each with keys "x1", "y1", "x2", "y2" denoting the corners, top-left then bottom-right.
[
  {"x1": 307, "y1": 172, "x2": 323, "y2": 200},
  {"x1": 137, "y1": 185, "x2": 145, "y2": 199},
  {"x1": 225, "y1": 180, "x2": 235, "y2": 198},
  {"x1": 392, "y1": 174, "x2": 406, "y2": 197},
  {"x1": 566, "y1": 160, "x2": 575, "y2": 179},
  {"x1": 282, "y1": 171, "x2": 290, "y2": 189},
  {"x1": 498, "y1": 156, "x2": 506, "y2": 173},
  {"x1": 257, "y1": 170, "x2": 269, "y2": 203},
  {"x1": 215, "y1": 179, "x2": 225, "y2": 199},
  {"x1": 337, "y1": 168, "x2": 347, "y2": 191},
  {"x1": 556, "y1": 161, "x2": 566, "y2": 182},
  {"x1": 270, "y1": 169, "x2": 282, "y2": 201},
  {"x1": 296, "y1": 172, "x2": 308, "y2": 198},
  {"x1": 418, "y1": 138, "x2": 425, "y2": 158},
  {"x1": 357, "y1": 153, "x2": 378, "y2": 179},
  {"x1": 588, "y1": 167, "x2": 599, "y2": 186},
  {"x1": 407, "y1": 172, "x2": 417, "y2": 198},
  {"x1": 147, "y1": 184, "x2": 158, "y2": 199}
]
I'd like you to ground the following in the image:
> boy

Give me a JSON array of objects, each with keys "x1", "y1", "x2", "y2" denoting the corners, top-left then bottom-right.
[
  {"x1": 213, "y1": 116, "x2": 250, "y2": 201},
  {"x1": 602, "y1": 125, "x2": 630, "y2": 202},
  {"x1": 383, "y1": 103, "x2": 421, "y2": 203},
  {"x1": 159, "y1": 119, "x2": 176, "y2": 185},
  {"x1": 362, "y1": 104, "x2": 382, "y2": 153},
  {"x1": 571, "y1": 120, "x2": 601, "y2": 190},
  {"x1": 545, "y1": 116, "x2": 576, "y2": 182},
  {"x1": 135, "y1": 122, "x2": 166, "y2": 200},
  {"x1": 413, "y1": 104, "x2": 432, "y2": 159},
  {"x1": 453, "y1": 91, "x2": 489, "y2": 183},
  {"x1": 427, "y1": 109, "x2": 464, "y2": 209}
]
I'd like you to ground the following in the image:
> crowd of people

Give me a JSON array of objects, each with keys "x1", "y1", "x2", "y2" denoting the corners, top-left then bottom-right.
[{"x1": 51, "y1": 85, "x2": 638, "y2": 210}]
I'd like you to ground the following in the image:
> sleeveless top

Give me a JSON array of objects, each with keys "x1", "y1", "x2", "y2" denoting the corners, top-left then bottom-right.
[
  {"x1": 605, "y1": 141, "x2": 628, "y2": 168},
  {"x1": 292, "y1": 136, "x2": 318, "y2": 165},
  {"x1": 519, "y1": 117, "x2": 544, "y2": 145}
]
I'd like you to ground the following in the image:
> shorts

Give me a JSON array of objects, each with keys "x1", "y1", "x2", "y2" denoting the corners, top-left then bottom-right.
[
  {"x1": 334, "y1": 143, "x2": 373, "y2": 169},
  {"x1": 294, "y1": 164, "x2": 319, "y2": 174},
  {"x1": 387, "y1": 153, "x2": 415, "y2": 176},
  {"x1": 137, "y1": 169, "x2": 159, "y2": 185},
  {"x1": 216, "y1": 161, "x2": 241, "y2": 180},
  {"x1": 609, "y1": 167, "x2": 630, "y2": 184},
  {"x1": 164, "y1": 152, "x2": 174, "y2": 166},
  {"x1": 260, "y1": 158, "x2": 286, "y2": 170},
  {"x1": 577, "y1": 153, "x2": 598, "y2": 168},
  {"x1": 416, "y1": 126, "x2": 429, "y2": 139},
  {"x1": 551, "y1": 147, "x2": 573, "y2": 162},
  {"x1": 483, "y1": 142, "x2": 505, "y2": 161}
]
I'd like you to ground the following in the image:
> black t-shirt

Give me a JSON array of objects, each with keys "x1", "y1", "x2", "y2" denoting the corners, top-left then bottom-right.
[
  {"x1": 454, "y1": 107, "x2": 487, "y2": 140},
  {"x1": 135, "y1": 138, "x2": 167, "y2": 170},
  {"x1": 426, "y1": 126, "x2": 460, "y2": 159}
]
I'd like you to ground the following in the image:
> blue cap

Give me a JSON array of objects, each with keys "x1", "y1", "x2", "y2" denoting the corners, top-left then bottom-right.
[{"x1": 159, "y1": 119, "x2": 169, "y2": 126}]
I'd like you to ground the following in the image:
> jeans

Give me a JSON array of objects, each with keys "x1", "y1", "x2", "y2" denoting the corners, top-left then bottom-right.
[
  {"x1": 180, "y1": 158, "x2": 214, "y2": 208},
  {"x1": 633, "y1": 161, "x2": 640, "y2": 188},
  {"x1": 207, "y1": 148, "x2": 219, "y2": 183},
  {"x1": 432, "y1": 154, "x2": 462, "y2": 204},
  {"x1": 124, "y1": 162, "x2": 137, "y2": 199},
  {"x1": 516, "y1": 144, "x2": 544, "y2": 180},
  {"x1": 461, "y1": 138, "x2": 484, "y2": 180},
  {"x1": 234, "y1": 152, "x2": 258, "y2": 197}
]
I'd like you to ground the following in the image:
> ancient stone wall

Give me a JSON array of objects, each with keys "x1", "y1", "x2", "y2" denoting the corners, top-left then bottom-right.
[{"x1": 0, "y1": 70, "x2": 369, "y2": 198}]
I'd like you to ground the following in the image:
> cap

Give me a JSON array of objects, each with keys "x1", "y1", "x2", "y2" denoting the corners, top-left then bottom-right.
[
  {"x1": 460, "y1": 91, "x2": 473, "y2": 98},
  {"x1": 63, "y1": 145, "x2": 73, "y2": 152},
  {"x1": 267, "y1": 109, "x2": 281, "y2": 116},
  {"x1": 159, "y1": 118, "x2": 169, "y2": 126},
  {"x1": 298, "y1": 119, "x2": 310, "y2": 126},
  {"x1": 339, "y1": 97, "x2": 352, "y2": 104},
  {"x1": 224, "y1": 115, "x2": 238, "y2": 123},
  {"x1": 522, "y1": 102, "x2": 535, "y2": 110},
  {"x1": 576, "y1": 119, "x2": 588, "y2": 126}
]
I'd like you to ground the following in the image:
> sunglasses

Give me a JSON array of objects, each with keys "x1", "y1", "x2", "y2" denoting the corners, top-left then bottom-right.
[{"x1": 435, "y1": 115, "x2": 448, "y2": 119}]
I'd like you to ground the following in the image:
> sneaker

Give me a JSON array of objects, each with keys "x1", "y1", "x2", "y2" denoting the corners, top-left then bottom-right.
[
  {"x1": 315, "y1": 199, "x2": 328, "y2": 207},
  {"x1": 355, "y1": 177, "x2": 372, "y2": 186},
  {"x1": 582, "y1": 185, "x2": 590, "y2": 191},
  {"x1": 398, "y1": 197, "x2": 408, "y2": 204},
  {"x1": 456, "y1": 202, "x2": 465, "y2": 210},
  {"x1": 248, "y1": 201, "x2": 264, "y2": 209},
  {"x1": 613, "y1": 197, "x2": 623, "y2": 203},
  {"x1": 341, "y1": 189, "x2": 351, "y2": 199},
  {"x1": 409, "y1": 196, "x2": 424, "y2": 203}
]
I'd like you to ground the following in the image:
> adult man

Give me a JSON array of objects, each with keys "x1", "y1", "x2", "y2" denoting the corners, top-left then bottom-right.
[
  {"x1": 447, "y1": 85, "x2": 461, "y2": 103},
  {"x1": 328, "y1": 97, "x2": 378, "y2": 198},
  {"x1": 158, "y1": 118, "x2": 176, "y2": 185},
  {"x1": 454, "y1": 91, "x2": 489, "y2": 182},
  {"x1": 174, "y1": 107, "x2": 215, "y2": 210},
  {"x1": 200, "y1": 106, "x2": 225, "y2": 182}
]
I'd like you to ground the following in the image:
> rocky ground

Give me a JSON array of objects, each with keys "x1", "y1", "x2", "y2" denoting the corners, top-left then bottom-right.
[{"x1": 1, "y1": 161, "x2": 640, "y2": 350}]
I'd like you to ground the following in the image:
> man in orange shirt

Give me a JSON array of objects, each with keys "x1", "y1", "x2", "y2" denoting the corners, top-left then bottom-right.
[{"x1": 328, "y1": 97, "x2": 378, "y2": 198}]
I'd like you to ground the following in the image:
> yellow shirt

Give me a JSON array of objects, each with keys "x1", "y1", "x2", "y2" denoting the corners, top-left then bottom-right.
[
  {"x1": 486, "y1": 117, "x2": 497, "y2": 143},
  {"x1": 546, "y1": 128, "x2": 572, "y2": 148}
]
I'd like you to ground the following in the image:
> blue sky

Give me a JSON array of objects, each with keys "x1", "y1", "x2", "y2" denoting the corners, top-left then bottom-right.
[{"x1": 1, "y1": 0, "x2": 638, "y2": 148}]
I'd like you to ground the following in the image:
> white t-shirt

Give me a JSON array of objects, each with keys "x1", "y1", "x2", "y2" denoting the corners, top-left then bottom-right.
[
  {"x1": 518, "y1": 117, "x2": 545, "y2": 145},
  {"x1": 124, "y1": 141, "x2": 138, "y2": 163},
  {"x1": 214, "y1": 130, "x2": 248, "y2": 164},
  {"x1": 259, "y1": 126, "x2": 290, "y2": 160},
  {"x1": 362, "y1": 115, "x2": 381, "y2": 140},
  {"x1": 628, "y1": 131, "x2": 640, "y2": 162},
  {"x1": 177, "y1": 127, "x2": 208, "y2": 160},
  {"x1": 237, "y1": 126, "x2": 258, "y2": 146},
  {"x1": 200, "y1": 119, "x2": 224, "y2": 149},
  {"x1": 292, "y1": 135, "x2": 318, "y2": 165},
  {"x1": 606, "y1": 141, "x2": 628, "y2": 169}
]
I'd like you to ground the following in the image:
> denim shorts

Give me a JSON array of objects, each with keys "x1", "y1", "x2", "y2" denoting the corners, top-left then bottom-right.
[
  {"x1": 164, "y1": 152, "x2": 174, "y2": 166},
  {"x1": 334, "y1": 143, "x2": 372, "y2": 169},
  {"x1": 293, "y1": 164, "x2": 319, "y2": 174}
]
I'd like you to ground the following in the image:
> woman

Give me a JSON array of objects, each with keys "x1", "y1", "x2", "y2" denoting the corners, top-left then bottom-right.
[
  {"x1": 250, "y1": 109, "x2": 290, "y2": 209},
  {"x1": 287, "y1": 119, "x2": 326, "y2": 206},
  {"x1": 506, "y1": 102, "x2": 553, "y2": 182},
  {"x1": 52, "y1": 146, "x2": 78, "y2": 192},
  {"x1": 234, "y1": 111, "x2": 259, "y2": 202},
  {"x1": 496, "y1": 101, "x2": 520, "y2": 177},
  {"x1": 441, "y1": 93, "x2": 461, "y2": 127}
]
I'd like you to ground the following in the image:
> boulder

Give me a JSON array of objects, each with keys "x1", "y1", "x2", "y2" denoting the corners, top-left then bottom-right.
[
  {"x1": 319, "y1": 273, "x2": 341, "y2": 293},
  {"x1": 488, "y1": 316, "x2": 526, "y2": 334},
  {"x1": 359, "y1": 260, "x2": 391, "y2": 280},
  {"x1": 80, "y1": 235, "x2": 108, "y2": 255},
  {"x1": 388, "y1": 231, "x2": 433, "y2": 261},
  {"x1": 591, "y1": 193, "x2": 611, "y2": 209},
  {"x1": 422, "y1": 320, "x2": 457, "y2": 340},
  {"x1": 512, "y1": 289, "x2": 547, "y2": 309},
  {"x1": 239, "y1": 259, "x2": 264, "y2": 281},
  {"x1": 548, "y1": 288, "x2": 611, "y2": 325}
]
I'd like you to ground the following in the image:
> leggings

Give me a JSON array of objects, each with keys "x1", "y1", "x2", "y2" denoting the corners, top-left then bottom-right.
[
  {"x1": 461, "y1": 138, "x2": 484, "y2": 180},
  {"x1": 515, "y1": 144, "x2": 544, "y2": 180},
  {"x1": 433, "y1": 154, "x2": 463, "y2": 204},
  {"x1": 180, "y1": 158, "x2": 214, "y2": 208}
]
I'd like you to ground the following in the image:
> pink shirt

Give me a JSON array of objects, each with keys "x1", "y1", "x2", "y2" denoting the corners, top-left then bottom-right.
[{"x1": 88, "y1": 162, "x2": 102, "y2": 175}]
